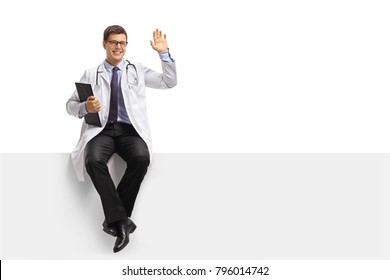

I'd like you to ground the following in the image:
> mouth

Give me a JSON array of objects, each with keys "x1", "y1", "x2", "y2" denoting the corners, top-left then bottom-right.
[{"x1": 112, "y1": 51, "x2": 122, "y2": 56}]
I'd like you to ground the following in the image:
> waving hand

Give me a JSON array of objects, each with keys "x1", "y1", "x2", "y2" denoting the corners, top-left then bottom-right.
[{"x1": 150, "y1": 28, "x2": 169, "y2": 52}]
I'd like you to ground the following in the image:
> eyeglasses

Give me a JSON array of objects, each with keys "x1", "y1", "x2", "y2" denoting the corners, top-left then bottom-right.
[{"x1": 107, "y1": 40, "x2": 128, "y2": 47}]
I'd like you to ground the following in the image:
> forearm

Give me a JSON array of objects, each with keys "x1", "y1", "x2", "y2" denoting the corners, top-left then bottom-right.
[
  {"x1": 144, "y1": 62, "x2": 177, "y2": 89},
  {"x1": 144, "y1": 50, "x2": 177, "y2": 88},
  {"x1": 66, "y1": 91, "x2": 87, "y2": 118},
  {"x1": 160, "y1": 60, "x2": 177, "y2": 88},
  {"x1": 158, "y1": 49, "x2": 174, "y2": 63}
]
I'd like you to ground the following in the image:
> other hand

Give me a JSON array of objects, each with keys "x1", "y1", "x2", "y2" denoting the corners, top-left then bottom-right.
[
  {"x1": 85, "y1": 96, "x2": 101, "y2": 113},
  {"x1": 150, "y1": 28, "x2": 169, "y2": 52}
]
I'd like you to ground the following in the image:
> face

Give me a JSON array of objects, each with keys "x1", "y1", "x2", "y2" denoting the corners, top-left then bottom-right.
[{"x1": 103, "y1": 33, "x2": 127, "y2": 66}]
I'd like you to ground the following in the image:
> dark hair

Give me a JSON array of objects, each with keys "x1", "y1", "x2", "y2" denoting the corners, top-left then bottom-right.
[{"x1": 103, "y1": 25, "x2": 127, "y2": 41}]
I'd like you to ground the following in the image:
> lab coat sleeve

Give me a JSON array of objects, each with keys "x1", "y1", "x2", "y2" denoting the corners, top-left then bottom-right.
[
  {"x1": 143, "y1": 61, "x2": 177, "y2": 89},
  {"x1": 66, "y1": 71, "x2": 88, "y2": 118}
]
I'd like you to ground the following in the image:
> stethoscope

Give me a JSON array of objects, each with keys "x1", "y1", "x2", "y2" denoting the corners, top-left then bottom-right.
[{"x1": 94, "y1": 60, "x2": 139, "y2": 91}]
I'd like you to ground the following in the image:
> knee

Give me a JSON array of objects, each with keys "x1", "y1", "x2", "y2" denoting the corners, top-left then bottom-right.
[
  {"x1": 85, "y1": 156, "x2": 107, "y2": 171},
  {"x1": 132, "y1": 153, "x2": 150, "y2": 168}
]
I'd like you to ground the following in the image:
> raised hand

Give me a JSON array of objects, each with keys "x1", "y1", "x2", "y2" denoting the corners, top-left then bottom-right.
[{"x1": 150, "y1": 28, "x2": 168, "y2": 52}]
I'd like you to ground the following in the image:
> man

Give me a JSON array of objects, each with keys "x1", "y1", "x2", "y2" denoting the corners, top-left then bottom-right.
[{"x1": 66, "y1": 25, "x2": 177, "y2": 253}]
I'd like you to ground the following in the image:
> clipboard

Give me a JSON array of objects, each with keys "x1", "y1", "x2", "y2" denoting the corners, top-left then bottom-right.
[{"x1": 75, "y1": 82, "x2": 102, "y2": 127}]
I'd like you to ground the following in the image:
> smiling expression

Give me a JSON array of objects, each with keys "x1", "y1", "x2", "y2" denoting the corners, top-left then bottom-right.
[{"x1": 103, "y1": 33, "x2": 127, "y2": 66}]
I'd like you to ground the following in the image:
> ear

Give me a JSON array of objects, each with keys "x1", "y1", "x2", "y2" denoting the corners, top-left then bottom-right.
[{"x1": 102, "y1": 40, "x2": 107, "y2": 50}]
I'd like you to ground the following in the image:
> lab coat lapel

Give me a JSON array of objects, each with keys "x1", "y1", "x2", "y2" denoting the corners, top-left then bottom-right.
[
  {"x1": 97, "y1": 62, "x2": 110, "y2": 85},
  {"x1": 95, "y1": 62, "x2": 111, "y2": 125}
]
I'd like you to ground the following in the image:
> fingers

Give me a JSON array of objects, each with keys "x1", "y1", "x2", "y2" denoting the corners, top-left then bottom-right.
[
  {"x1": 152, "y1": 29, "x2": 159, "y2": 40},
  {"x1": 86, "y1": 96, "x2": 101, "y2": 113},
  {"x1": 151, "y1": 28, "x2": 168, "y2": 52},
  {"x1": 152, "y1": 28, "x2": 166, "y2": 41}
]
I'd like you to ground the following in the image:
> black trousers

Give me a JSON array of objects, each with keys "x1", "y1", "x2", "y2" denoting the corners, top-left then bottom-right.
[{"x1": 85, "y1": 123, "x2": 150, "y2": 224}]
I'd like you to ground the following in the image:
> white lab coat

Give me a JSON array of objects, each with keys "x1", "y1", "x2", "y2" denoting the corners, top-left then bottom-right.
[{"x1": 66, "y1": 59, "x2": 177, "y2": 181}]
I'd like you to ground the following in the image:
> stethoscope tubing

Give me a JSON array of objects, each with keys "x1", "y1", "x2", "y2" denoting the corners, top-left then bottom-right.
[{"x1": 95, "y1": 60, "x2": 138, "y2": 88}]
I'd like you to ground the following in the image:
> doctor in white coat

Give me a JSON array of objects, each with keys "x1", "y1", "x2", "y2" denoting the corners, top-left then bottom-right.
[{"x1": 66, "y1": 25, "x2": 177, "y2": 253}]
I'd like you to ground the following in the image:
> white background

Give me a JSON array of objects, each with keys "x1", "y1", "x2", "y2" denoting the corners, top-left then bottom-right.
[
  {"x1": 1, "y1": 1, "x2": 390, "y2": 279},
  {"x1": 0, "y1": 0, "x2": 389, "y2": 153}
]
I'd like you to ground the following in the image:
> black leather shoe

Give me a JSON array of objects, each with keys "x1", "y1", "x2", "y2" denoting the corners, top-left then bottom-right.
[
  {"x1": 113, "y1": 219, "x2": 137, "y2": 253},
  {"x1": 103, "y1": 218, "x2": 137, "y2": 237},
  {"x1": 102, "y1": 220, "x2": 118, "y2": 237}
]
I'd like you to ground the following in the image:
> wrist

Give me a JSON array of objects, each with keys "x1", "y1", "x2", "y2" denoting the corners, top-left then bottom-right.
[{"x1": 158, "y1": 49, "x2": 174, "y2": 62}]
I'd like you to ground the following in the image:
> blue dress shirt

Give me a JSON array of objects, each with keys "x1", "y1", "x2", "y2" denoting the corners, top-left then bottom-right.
[{"x1": 79, "y1": 50, "x2": 174, "y2": 120}]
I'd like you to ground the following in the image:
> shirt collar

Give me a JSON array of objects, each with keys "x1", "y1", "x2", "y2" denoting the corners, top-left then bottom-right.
[{"x1": 103, "y1": 59, "x2": 125, "y2": 72}]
